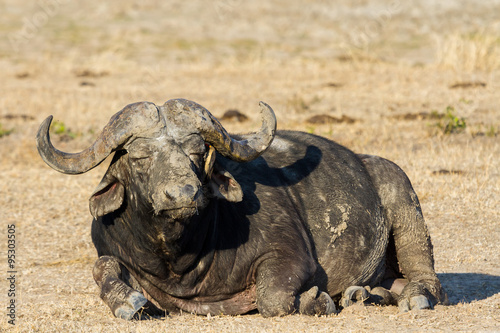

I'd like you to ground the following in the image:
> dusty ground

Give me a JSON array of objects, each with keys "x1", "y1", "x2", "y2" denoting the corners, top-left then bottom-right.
[{"x1": 1, "y1": 0, "x2": 499, "y2": 331}]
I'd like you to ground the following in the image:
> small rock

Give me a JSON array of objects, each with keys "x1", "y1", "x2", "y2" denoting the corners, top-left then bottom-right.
[
  {"x1": 80, "y1": 81, "x2": 96, "y2": 87},
  {"x1": 449, "y1": 82, "x2": 486, "y2": 89},
  {"x1": 220, "y1": 109, "x2": 249, "y2": 122},
  {"x1": 306, "y1": 114, "x2": 357, "y2": 124}
]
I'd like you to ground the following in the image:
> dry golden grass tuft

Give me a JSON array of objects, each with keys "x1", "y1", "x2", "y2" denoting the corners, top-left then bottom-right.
[
  {"x1": 1, "y1": 1, "x2": 499, "y2": 331},
  {"x1": 436, "y1": 27, "x2": 500, "y2": 72}
]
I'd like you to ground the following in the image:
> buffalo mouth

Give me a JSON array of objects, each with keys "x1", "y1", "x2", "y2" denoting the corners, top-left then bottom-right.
[{"x1": 155, "y1": 206, "x2": 200, "y2": 220}]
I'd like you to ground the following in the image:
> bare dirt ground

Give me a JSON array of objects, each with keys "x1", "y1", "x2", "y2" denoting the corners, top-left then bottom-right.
[{"x1": 1, "y1": 0, "x2": 499, "y2": 331}]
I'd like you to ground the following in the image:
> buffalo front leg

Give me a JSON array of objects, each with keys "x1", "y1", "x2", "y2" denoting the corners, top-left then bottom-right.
[
  {"x1": 359, "y1": 155, "x2": 448, "y2": 311},
  {"x1": 92, "y1": 256, "x2": 148, "y2": 320},
  {"x1": 255, "y1": 260, "x2": 335, "y2": 317}
]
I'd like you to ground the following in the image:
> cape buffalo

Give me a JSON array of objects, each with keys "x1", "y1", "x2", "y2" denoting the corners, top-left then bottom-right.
[{"x1": 36, "y1": 99, "x2": 447, "y2": 319}]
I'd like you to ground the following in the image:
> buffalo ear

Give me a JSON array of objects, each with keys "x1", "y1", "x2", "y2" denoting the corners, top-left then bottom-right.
[
  {"x1": 209, "y1": 167, "x2": 243, "y2": 202},
  {"x1": 89, "y1": 176, "x2": 125, "y2": 218}
]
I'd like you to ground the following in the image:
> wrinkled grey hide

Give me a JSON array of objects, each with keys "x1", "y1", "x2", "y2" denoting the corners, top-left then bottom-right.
[{"x1": 36, "y1": 99, "x2": 447, "y2": 319}]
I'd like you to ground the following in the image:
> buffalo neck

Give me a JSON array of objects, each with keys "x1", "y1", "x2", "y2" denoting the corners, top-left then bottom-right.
[{"x1": 124, "y1": 197, "x2": 220, "y2": 282}]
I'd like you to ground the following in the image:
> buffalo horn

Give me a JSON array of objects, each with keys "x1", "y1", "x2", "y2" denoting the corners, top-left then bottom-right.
[
  {"x1": 164, "y1": 99, "x2": 277, "y2": 163},
  {"x1": 36, "y1": 102, "x2": 161, "y2": 174}
]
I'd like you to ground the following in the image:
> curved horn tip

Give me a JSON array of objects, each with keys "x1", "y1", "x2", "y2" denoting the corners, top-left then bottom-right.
[
  {"x1": 36, "y1": 114, "x2": 100, "y2": 175},
  {"x1": 258, "y1": 101, "x2": 274, "y2": 114},
  {"x1": 258, "y1": 101, "x2": 276, "y2": 120},
  {"x1": 36, "y1": 115, "x2": 71, "y2": 174},
  {"x1": 39, "y1": 115, "x2": 53, "y2": 131},
  {"x1": 258, "y1": 101, "x2": 270, "y2": 109},
  {"x1": 36, "y1": 115, "x2": 54, "y2": 149},
  {"x1": 258, "y1": 101, "x2": 277, "y2": 133}
]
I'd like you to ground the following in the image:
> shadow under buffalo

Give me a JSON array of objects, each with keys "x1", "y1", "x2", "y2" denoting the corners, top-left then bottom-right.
[{"x1": 438, "y1": 273, "x2": 500, "y2": 305}]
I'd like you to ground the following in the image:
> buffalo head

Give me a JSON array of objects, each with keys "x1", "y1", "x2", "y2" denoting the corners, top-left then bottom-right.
[{"x1": 36, "y1": 99, "x2": 276, "y2": 221}]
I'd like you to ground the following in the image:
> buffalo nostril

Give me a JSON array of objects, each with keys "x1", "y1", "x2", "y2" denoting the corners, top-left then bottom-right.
[
  {"x1": 164, "y1": 184, "x2": 199, "y2": 203},
  {"x1": 181, "y1": 184, "x2": 195, "y2": 197},
  {"x1": 164, "y1": 190, "x2": 174, "y2": 201}
]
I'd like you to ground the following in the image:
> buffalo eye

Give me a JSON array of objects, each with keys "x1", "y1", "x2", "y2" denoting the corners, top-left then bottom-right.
[
  {"x1": 128, "y1": 148, "x2": 153, "y2": 160},
  {"x1": 128, "y1": 153, "x2": 152, "y2": 167},
  {"x1": 127, "y1": 150, "x2": 153, "y2": 180}
]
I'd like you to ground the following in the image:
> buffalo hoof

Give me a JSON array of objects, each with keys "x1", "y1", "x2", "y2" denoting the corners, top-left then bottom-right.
[
  {"x1": 340, "y1": 286, "x2": 369, "y2": 308},
  {"x1": 397, "y1": 281, "x2": 435, "y2": 312},
  {"x1": 298, "y1": 286, "x2": 336, "y2": 315},
  {"x1": 398, "y1": 295, "x2": 431, "y2": 312},
  {"x1": 367, "y1": 286, "x2": 397, "y2": 306},
  {"x1": 113, "y1": 290, "x2": 148, "y2": 320}
]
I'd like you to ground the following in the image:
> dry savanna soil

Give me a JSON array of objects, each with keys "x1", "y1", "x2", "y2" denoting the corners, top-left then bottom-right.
[{"x1": 0, "y1": 1, "x2": 499, "y2": 332}]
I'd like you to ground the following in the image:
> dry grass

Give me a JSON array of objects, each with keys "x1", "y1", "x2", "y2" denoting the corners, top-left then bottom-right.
[
  {"x1": 1, "y1": 0, "x2": 499, "y2": 332},
  {"x1": 436, "y1": 28, "x2": 500, "y2": 72}
]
